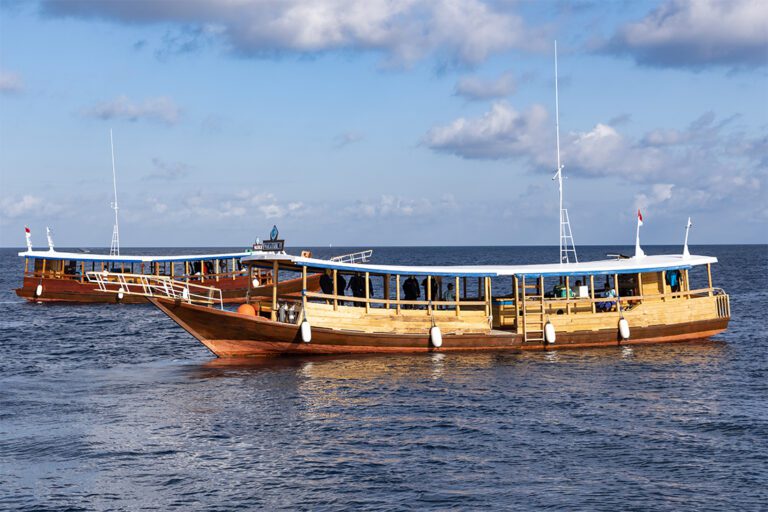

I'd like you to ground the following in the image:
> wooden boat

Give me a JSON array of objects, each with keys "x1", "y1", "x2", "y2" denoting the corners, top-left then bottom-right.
[
  {"x1": 16, "y1": 248, "x2": 318, "y2": 304},
  {"x1": 117, "y1": 249, "x2": 729, "y2": 357}
]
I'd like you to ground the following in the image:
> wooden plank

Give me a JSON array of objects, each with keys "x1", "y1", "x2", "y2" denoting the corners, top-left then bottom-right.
[
  {"x1": 333, "y1": 269, "x2": 338, "y2": 311},
  {"x1": 707, "y1": 263, "x2": 713, "y2": 296},
  {"x1": 365, "y1": 271, "x2": 370, "y2": 314},
  {"x1": 456, "y1": 276, "x2": 461, "y2": 317}
]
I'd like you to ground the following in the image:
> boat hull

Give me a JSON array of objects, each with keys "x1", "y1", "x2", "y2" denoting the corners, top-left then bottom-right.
[
  {"x1": 15, "y1": 274, "x2": 320, "y2": 304},
  {"x1": 149, "y1": 297, "x2": 729, "y2": 357}
]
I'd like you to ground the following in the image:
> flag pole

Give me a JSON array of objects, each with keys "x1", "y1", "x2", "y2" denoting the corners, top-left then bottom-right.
[{"x1": 634, "y1": 210, "x2": 645, "y2": 259}]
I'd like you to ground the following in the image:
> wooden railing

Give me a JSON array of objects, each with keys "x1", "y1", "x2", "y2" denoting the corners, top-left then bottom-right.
[{"x1": 304, "y1": 291, "x2": 487, "y2": 314}]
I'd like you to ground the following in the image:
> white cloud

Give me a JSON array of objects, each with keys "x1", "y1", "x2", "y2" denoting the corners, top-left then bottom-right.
[
  {"x1": 0, "y1": 71, "x2": 23, "y2": 94},
  {"x1": 634, "y1": 183, "x2": 674, "y2": 211},
  {"x1": 333, "y1": 131, "x2": 364, "y2": 148},
  {"x1": 85, "y1": 95, "x2": 181, "y2": 125},
  {"x1": 602, "y1": 0, "x2": 768, "y2": 69},
  {"x1": 144, "y1": 157, "x2": 191, "y2": 180},
  {"x1": 0, "y1": 195, "x2": 63, "y2": 225},
  {"x1": 345, "y1": 194, "x2": 456, "y2": 218},
  {"x1": 423, "y1": 102, "x2": 550, "y2": 159},
  {"x1": 43, "y1": 0, "x2": 547, "y2": 67},
  {"x1": 454, "y1": 71, "x2": 515, "y2": 100}
]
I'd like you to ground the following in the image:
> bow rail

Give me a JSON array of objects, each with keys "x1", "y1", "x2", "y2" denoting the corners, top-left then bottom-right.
[
  {"x1": 329, "y1": 250, "x2": 373, "y2": 264},
  {"x1": 86, "y1": 271, "x2": 223, "y2": 308}
]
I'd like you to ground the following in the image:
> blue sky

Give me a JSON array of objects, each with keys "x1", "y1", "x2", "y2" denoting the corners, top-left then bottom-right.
[{"x1": 0, "y1": 0, "x2": 766, "y2": 248}]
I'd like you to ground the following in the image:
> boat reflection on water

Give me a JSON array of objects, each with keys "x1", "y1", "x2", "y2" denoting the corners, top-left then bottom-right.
[{"x1": 187, "y1": 339, "x2": 729, "y2": 382}]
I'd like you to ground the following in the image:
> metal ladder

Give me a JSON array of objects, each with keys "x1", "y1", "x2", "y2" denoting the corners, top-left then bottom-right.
[
  {"x1": 559, "y1": 208, "x2": 578, "y2": 264},
  {"x1": 520, "y1": 275, "x2": 546, "y2": 343}
]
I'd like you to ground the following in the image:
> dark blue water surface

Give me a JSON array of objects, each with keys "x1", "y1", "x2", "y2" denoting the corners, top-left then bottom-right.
[{"x1": 1, "y1": 245, "x2": 766, "y2": 511}]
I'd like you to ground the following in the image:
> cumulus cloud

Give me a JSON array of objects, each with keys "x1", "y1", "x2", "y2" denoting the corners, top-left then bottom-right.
[
  {"x1": 423, "y1": 102, "x2": 550, "y2": 159},
  {"x1": 634, "y1": 183, "x2": 675, "y2": 211},
  {"x1": 41, "y1": 0, "x2": 547, "y2": 67},
  {"x1": 85, "y1": 95, "x2": 181, "y2": 125},
  {"x1": 600, "y1": 0, "x2": 768, "y2": 69},
  {"x1": 454, "y1": 71, "x2": 516, "y2": 100},
  {"x1": 0, "y1": 71, "x2": 23, "y2": 94},
  {"x1": 0, "y1": 194, "x2": 62, "y2": 224},
  {"x1": 345, "y1": 194, "x2": 458, "y2": 218}
]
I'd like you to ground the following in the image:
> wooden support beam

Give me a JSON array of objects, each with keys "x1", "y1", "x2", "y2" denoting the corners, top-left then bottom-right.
[
  {"x1": 272, "y1": 260, "x2": 279, "y2": 321},
  {"x1": 590, "y1": 275, "x2": 595, "y2": 313},
  {"x1": 637, "y1": 272, "x2": 643, "y2": 303},
  {"x1": 396, "y1": 274, "x2": 401, "y2": 314},
  {"x1": 455, "y1": 276, "x2": 461, "y2": 317},
  {"x1": 513, "y1": 275, "x2": 519, "y2": 326},
  {"x1": 365, "y1": 271, "x2": 370, "y2": 313},
  {"x1": 707, "y1": 263, "x2": 713, "y2": 296},
  {"x1": 565, "y1": 276, "x2": 570, "y2": 314},
  {"x1": 333, "y1": 269, "x2": 338, "y2": 311},
  {"x1": 384, "y1": 274, "x2": 390, "y2": 309}
]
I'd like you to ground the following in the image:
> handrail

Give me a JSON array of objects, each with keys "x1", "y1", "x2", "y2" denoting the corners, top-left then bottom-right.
[
  {"x1": 329, "y1": 250, "x2": 373, "y2": 264},
  {"x1": 86, "y1": 271, "x2": 223, "y2": 309}
]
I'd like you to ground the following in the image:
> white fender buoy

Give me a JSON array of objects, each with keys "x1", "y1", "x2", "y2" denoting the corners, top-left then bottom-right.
[
  {"x1": 619, "y1": 317, "x2": 630, "y2": 340},
  {"x1": 35, "y1": 284, "x2": 43, "y2": 297},
  {"x1": 544, "y1": 321, "x2": 556, "y2": 344},
  {"x1": 430, "y1": 325, "x2": 443, "y2": 348},
  {"x1": 117, "y1": 287, "x2": 125, "y2": 301},
  {"x1": 182, "y1": 287, "x2": 190, "y2": 300},
  {"x1": 287, "y1": 304, "x2": 296, "y2": 323},
  {"x1": 300, "y1": 320, "x2": 312, "y2": 343},
  {"x1": 252, "y1": 278, "x2": 260, "y2": 288}
]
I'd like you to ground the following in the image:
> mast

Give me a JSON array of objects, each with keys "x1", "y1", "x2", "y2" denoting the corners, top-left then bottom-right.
[
  {"x1": 552, "y1": 40, "x2": 577, "y2": 264},
  {"x1": 109, "y1": 129, "x2": 120, "y2": 256}
]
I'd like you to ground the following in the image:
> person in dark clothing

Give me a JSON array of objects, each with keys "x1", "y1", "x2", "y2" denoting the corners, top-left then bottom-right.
[
  {"x1": 421, "y1": 276, "x2": 439, "y2": 302},
  {"x1": 336, "y1": 273, "x2": 347, "y2": 305},
  {"x1": 320, "y1": 270, "x2": 334, "y2": 295},
  {"x1": 348, "y1": 273, "x2": 365, "y2": 307},
  {"x1": 403, "y1": 275, "x2": 420, "y2": 309},
  {"x1": 666, "y1": 269, "x2": 682, "y2": 293}
]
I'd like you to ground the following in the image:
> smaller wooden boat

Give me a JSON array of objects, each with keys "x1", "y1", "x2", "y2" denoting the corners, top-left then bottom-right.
[{"x1": 15, "y1": 248, "x2": 314, "y2": 304}]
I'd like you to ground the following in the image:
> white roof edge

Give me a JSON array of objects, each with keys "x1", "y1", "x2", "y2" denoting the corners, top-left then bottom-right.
[
  {"x1": 17, "y1": 249, "x2": 258, "y2": 263},
  {"x1": 241, "y1": 252, "x2": 718, "y2": 277}
]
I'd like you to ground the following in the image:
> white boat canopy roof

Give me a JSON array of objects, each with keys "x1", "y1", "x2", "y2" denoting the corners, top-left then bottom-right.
[
  {"x1": 18, "y1": 249, "x2": 257, "y2": 264},
  {"x1": 242, "y1": 252, "x2": 718, "y2": 278}
]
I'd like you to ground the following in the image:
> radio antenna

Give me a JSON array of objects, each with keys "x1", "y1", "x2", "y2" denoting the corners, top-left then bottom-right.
[
  {"x1": 552, "y1": 40, "x2": 577, "y2": 264},
  {"x1": 109, "y1": 129, "x2": 120, "y2": 256}
]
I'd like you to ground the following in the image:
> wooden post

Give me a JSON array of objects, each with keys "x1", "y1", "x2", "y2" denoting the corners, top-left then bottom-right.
[
  {"x1": 396, "y1": 274, "x2": 401, "y2": 314},
  {"x1": 485, "y1": 277, "x2": 492, "y2": 317},
  {"x1": 565, "y1": 276, "x2": 570, "y2": 314},
  {"x1": 80, "y1": 261, "x2": 85, "y2": 283},
  {"x1": 455, "y1": 276, "x2": 461, "y2": 317},
  {"x1": 614, "y1": 273, "x2": 619, "y2": 312},
  {"x1": 636, "y1": 273, "x2": 643, "y2": 302},
  {"x1": 384, "y1": 274, "x2": 390, "y2": 310},
  {"x1": 427, "y1": 275, "x2": 432, "y2": 304},
  {"x1": 232, "y1": 258, "x2": 236, "y2": 280},
  {"x1": 24, "y1": 257, "x2": 28, "y2": 275},
  {"x1": 590, "y1": 275, "x2": 595, "y2": 313},
  {"x1": 215, "y1": 259, "x2": 220, "y2": 282},
  {"x1": 185, "y1": 261, "x2": 189, "y2": 282},
  {"x1": 661, "y1": 271, "x2": 668, "y2": 301},
  {"x1": 513, "y1": 275, "x2": 519, "y2": 326},
  {"x1": 684, "y1": 269, "x2": 690, "y2": 295},
  {"x1": 333, "y1": 269, "x2": 338, "y2": 311},
  {"x1": 302, "y1": 265, "x2": 307, "y2": 291},
  {"x1": 539, "y1": 275, "x2": 544, "y2": 314},
  {"x1": 272, "y1": 260, "x2": 279, "y2": 320},
  {"x1": 199, "y1": 260, "x2": 204, "y2": 282},
  {"x1": 707, "y1": 263, "x2": 713, "y2": 296},
  {"x1": 365, "y1": 271, "x2": 370, "y2": 313}
]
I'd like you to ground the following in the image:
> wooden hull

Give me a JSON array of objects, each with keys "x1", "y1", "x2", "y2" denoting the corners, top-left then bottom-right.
[
  {"x1": 149, "y1": 297, "x2": 729, "y2": 358},
  {"x1": 15, "y1": 274, "x2": 320, "y2": 304}
]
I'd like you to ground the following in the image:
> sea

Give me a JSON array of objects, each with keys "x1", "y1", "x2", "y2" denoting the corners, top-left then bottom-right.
[{"x1": 0, "y1": 245, "x2": 766, "y2": 511}]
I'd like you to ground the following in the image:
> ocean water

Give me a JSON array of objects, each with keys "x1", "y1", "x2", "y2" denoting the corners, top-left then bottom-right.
[{"x1": 0, "y1": 245, "x2": 766, "y2": 511}]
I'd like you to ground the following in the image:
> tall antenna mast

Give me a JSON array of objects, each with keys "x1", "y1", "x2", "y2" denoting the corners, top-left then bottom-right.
[
  {"x1": 109, "y1": 129, "x2": 120, "y2": 256},
  {"x1": 552, "y1": 40, "x2": 577, "y2": 264}
]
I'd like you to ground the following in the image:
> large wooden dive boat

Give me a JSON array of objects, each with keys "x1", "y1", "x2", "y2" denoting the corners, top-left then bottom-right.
[
  {"x1": 101, "y1": 248, "x2": 729, "y2": 357},
  {"x1": 15, "y1": 247, "x2": 317, "y2": 304}
]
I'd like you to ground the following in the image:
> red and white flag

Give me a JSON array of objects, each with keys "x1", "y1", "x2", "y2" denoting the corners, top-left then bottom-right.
[
  {"x1": 637, "y1": 209, "x2": 644, "y2": 227},
  {"x1": 25, "y1": 226, "x2": 30, "y2": 234},
  {"x1": 24, "y1": 226, "x2": 32, "y2": 251}
]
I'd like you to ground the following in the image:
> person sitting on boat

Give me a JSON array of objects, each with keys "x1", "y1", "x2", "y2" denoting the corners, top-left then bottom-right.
[
  {"x1": 444, "y1": 283, "x2": 455, "y2": 309},
  {"x1": 403, "y1": 275, "x2": 420, "y2": 309},
  {"x1": 596, "y1": 283, "x2": 616, "y2": 312}
]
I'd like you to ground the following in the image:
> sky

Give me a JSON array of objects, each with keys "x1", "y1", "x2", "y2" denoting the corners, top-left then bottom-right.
[{"x1": 0, "y1": 0, "x2": 766, "y2": 248}]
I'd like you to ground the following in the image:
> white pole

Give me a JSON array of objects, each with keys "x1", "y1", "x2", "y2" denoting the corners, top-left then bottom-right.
[
  {"x1": 634, "y1": 217, "x2": 645, "y2": 258},
  {"x1": 110, "y1": 129, "x2": 120, "y2": 256},
  {"x1": 683, "y1": 217, "x2": 692, "y2": 258},
  {"x1": 555, "y1": 40, "x2": 563, "y2": 260}
]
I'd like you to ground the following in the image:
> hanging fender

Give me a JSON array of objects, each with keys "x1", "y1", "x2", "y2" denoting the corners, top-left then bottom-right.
[
  {"x1": 430, "y1": 325, "x2": 443, "y2": 348},
  {"x1": 117, "y1": 287, "x2": 125, "y2": 301},
  {"x1": 619, "y1": 317, "x2": 630, "y2": 340},
  {"x1": 544, "y1": 321, "x2": 556, "y2": 344},
  {"x1": 300, "y1": 320, "x2": 312, "y2": 343},
  {"x1": 35, "y1": 284, "x2": 43, "y2": 297}
]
